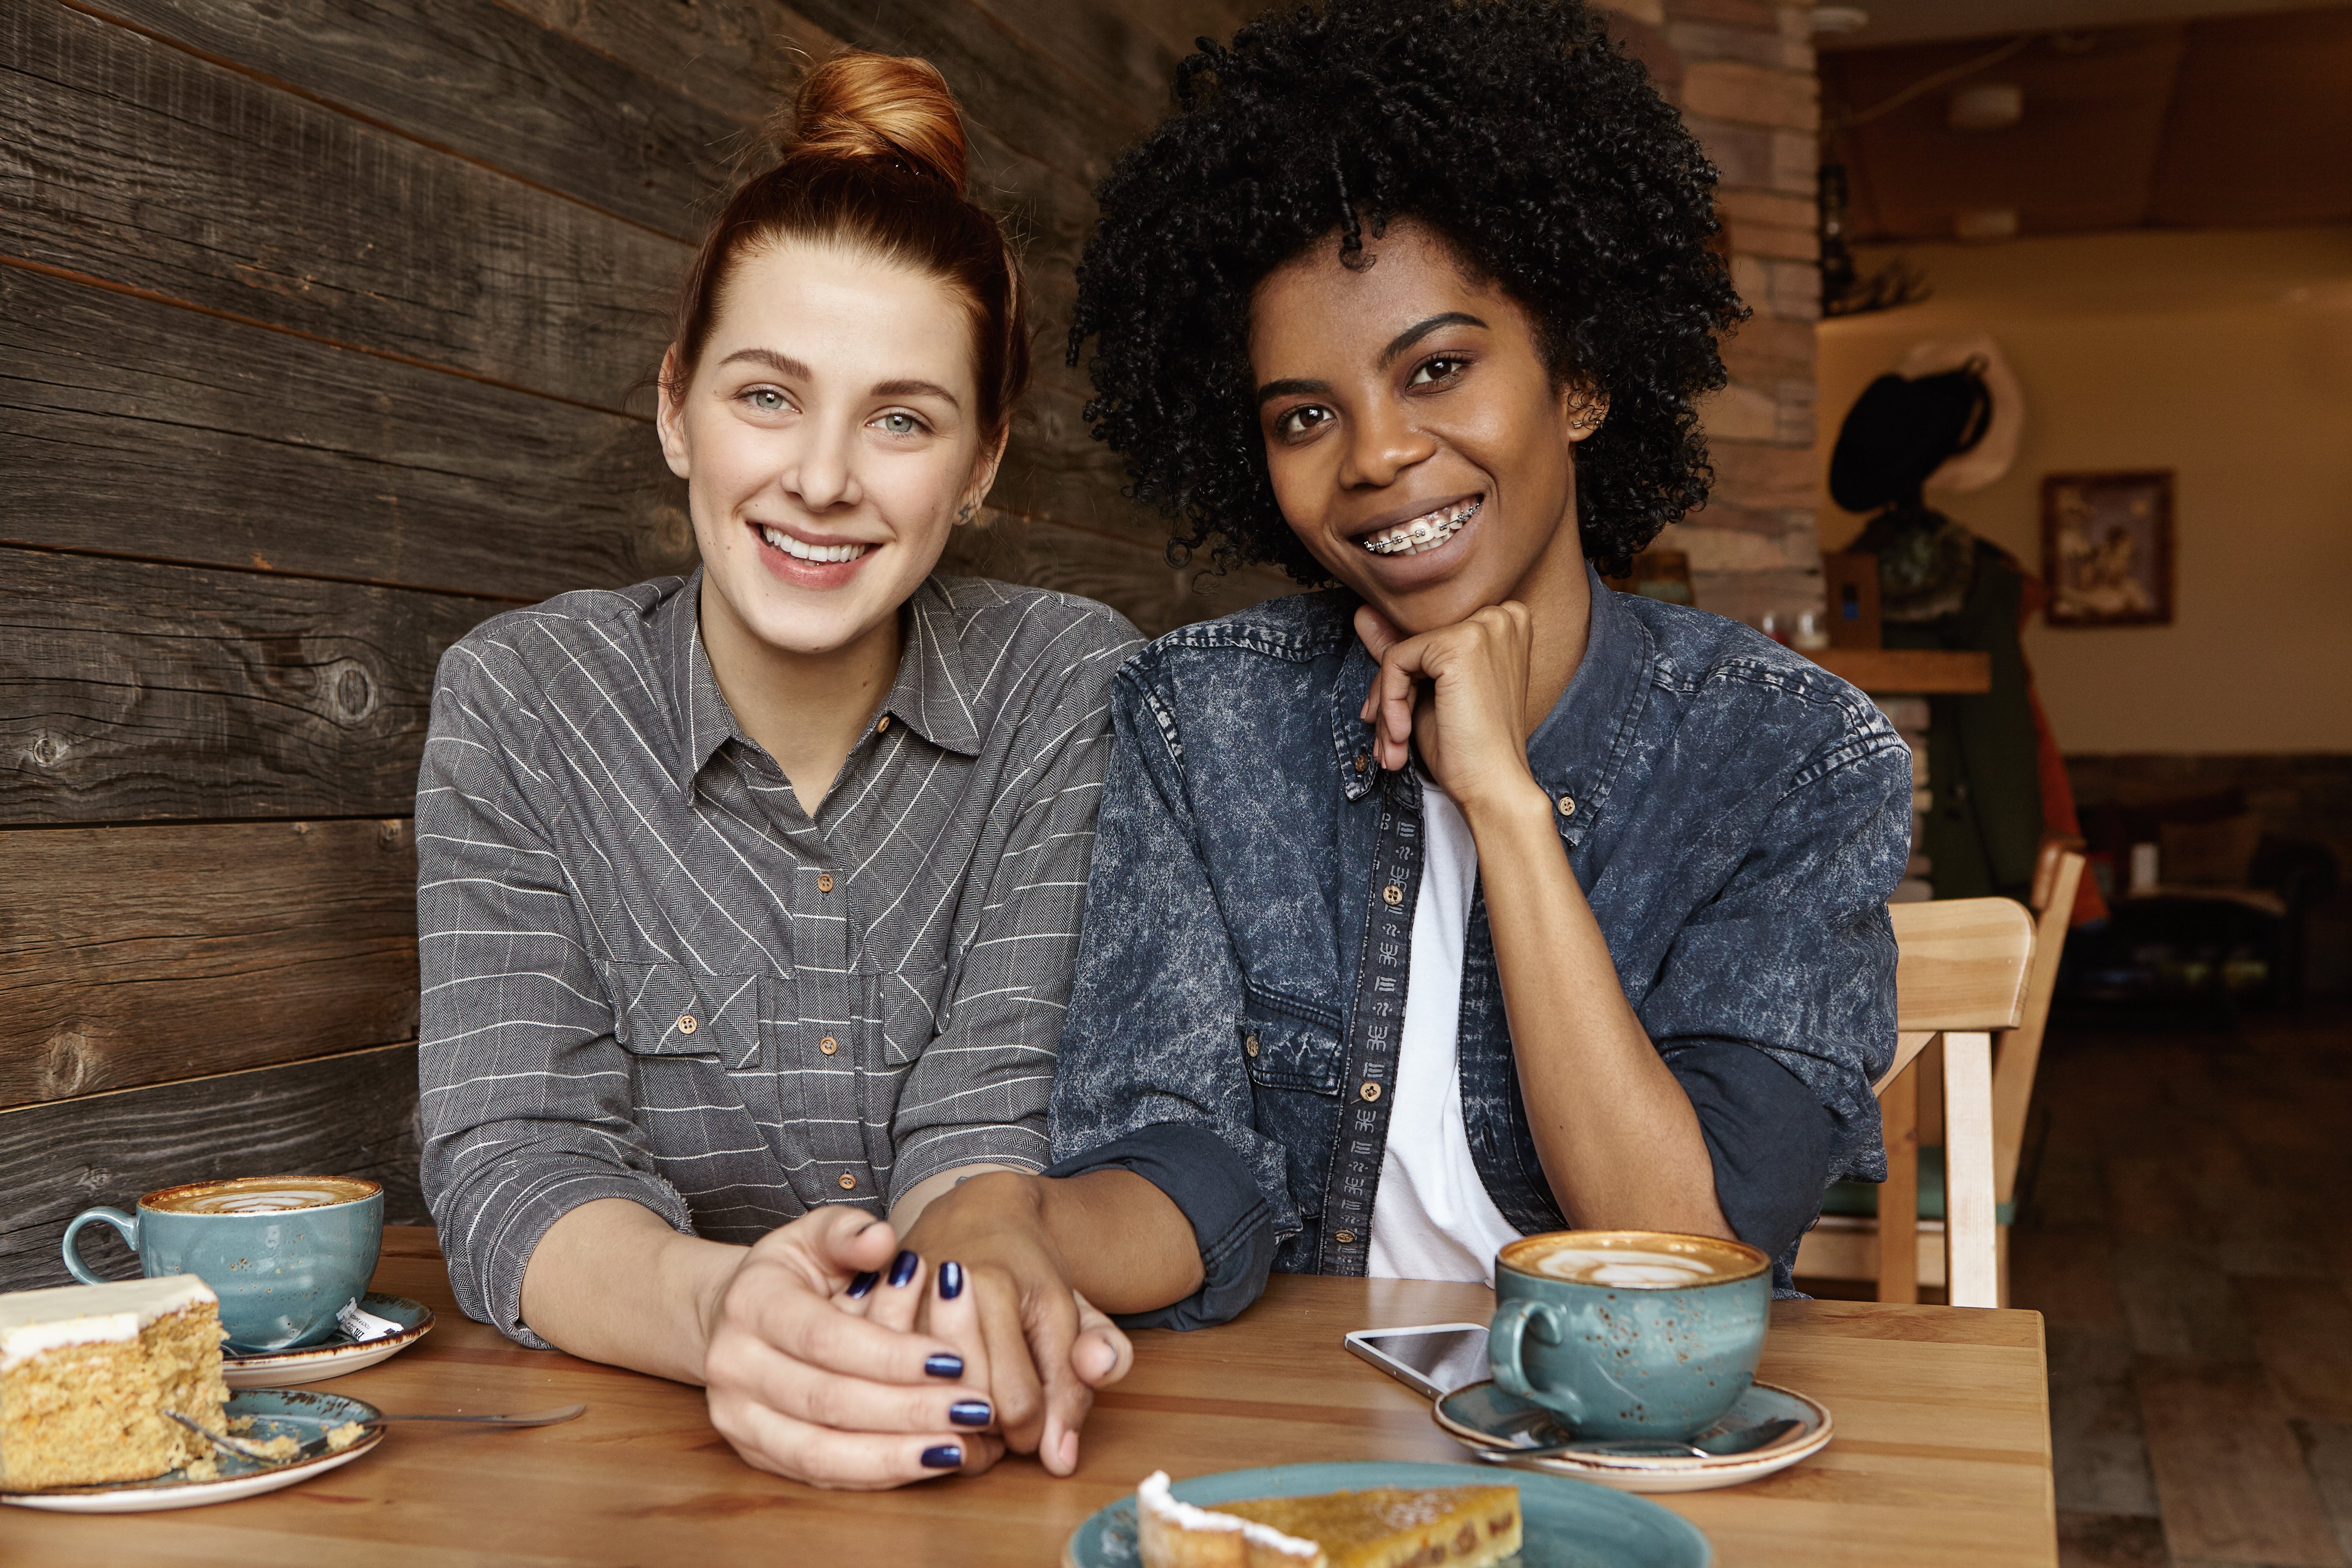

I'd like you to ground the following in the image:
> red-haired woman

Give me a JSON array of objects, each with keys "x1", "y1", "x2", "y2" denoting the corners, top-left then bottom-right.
[{"x1": 413, "y1": 54, "x2": 1137, "y2": 1490}]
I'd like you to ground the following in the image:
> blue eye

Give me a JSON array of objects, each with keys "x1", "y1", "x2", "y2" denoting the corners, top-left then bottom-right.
[
  {"x1": 875, "y1": 411, "x2": 926, "y2": 437},
  {"x1": 746, "y1": 388, "x2": 787, "y2": 413}
]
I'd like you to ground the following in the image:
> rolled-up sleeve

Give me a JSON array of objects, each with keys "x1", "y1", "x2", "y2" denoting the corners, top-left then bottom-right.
[
  {"x1": 888, "y1": 632, "x2": 1136, "y2": 1204},
  {"x1": 414, "y1": 648, "x2": 691, "y2": 1349},
  {"x1": 1640, "y1": 735, "x2": 1913, "y2": 1260},
  {"x1": 1048, "y1": 665, "x2": 1282, "y2": 1328}
]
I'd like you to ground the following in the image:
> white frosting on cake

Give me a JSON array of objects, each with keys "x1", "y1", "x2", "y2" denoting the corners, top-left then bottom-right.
[
  {"x1": 1137, "y1": 1471, "x2": 1321, "y2": 1561},
  {"x1": 0, "y1": 1275, "x2": 217, "y2": 1371}
]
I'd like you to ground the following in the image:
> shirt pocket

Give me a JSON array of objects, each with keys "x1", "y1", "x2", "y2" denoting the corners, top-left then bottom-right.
[
  {"x1": 871, "y1": 964, "x2": 952, "y2": 1069},
  {"x1": 603, "y1": 962, "x2": 764, "y2": 1071},
  {"x1": 1240, "y1": 988, "x2": 1345, "y2": 1096}
]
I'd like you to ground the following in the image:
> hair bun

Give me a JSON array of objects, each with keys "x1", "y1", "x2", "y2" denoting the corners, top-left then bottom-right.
[{"x1": 782, "y1": 52, "x2": 969, "y2": 191}]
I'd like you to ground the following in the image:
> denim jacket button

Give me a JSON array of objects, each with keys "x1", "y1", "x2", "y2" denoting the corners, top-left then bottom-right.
[
  {"x1": 1244, "y1": 1033, "x2": 1260, "y2": 1057},
  {"x1": 1557, "y1": 794, "x2": 1577, "y2": 817},
  {"x1": 1334, "y1": 1229, "x2": 1357, "y2": 1245},
  {"x1": 1381, "y1": 884, "x2": 1404, "y2": 906},
  {"x1": 1359, "y1": 1081, "x2": 1382, "y2": 1102},
  {"x1": 1354, "y1": 752, "x2": 1368, "y2": 774}
]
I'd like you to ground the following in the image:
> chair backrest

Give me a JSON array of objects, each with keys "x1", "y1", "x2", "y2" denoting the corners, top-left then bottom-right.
[
  {"x1": 1991, "y1": 839, "x2": 2087, "y2": 1204},
  {"x1": 1889, "y1": 898, "x2": 2035, "y2": 1032}
]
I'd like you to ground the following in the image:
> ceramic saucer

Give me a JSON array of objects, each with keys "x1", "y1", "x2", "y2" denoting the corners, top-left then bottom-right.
[
  {"x1": 1063, "y1": 1460, "x2": 1710, "y2": 1568},
  {"x1": 222, "y1": 1292, "x2": 434, "y2": 1388},
  {"x1": 1, "y1": 1388, "x2": 384, "y2": 1513},
  {"x1": 1433, "y1": 1379, "x2": 1832, "y2": 1494}
]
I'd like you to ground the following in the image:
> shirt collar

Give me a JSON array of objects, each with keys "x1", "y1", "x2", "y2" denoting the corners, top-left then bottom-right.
[
  {"x1": 656, "y1": 570, "x2": 985, "y2": 796},
  {"x1": 1329, "y1": 562, "x2": 1651, "y2": 843}
]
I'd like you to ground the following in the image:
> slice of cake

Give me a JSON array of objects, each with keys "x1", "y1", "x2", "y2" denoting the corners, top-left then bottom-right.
[
  {"x1": 1137, "y1": 1471, "x2": 1522, "y2": 1568},
  {"x1": 0, "y1": 1274, "x2": 228, "y2": 1490}
]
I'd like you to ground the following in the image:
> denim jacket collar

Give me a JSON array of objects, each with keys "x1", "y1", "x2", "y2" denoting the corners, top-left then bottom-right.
[{"x1": 1328, "y1": 562, "x2": 1651, "y2": 847}]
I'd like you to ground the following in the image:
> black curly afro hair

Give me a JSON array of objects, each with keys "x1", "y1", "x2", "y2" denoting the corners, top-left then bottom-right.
[{"x1": 1067, "y1": 0, "x2": 1747, "y2": 585}]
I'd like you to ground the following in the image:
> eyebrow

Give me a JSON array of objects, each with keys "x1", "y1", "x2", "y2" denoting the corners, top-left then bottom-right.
[
  {"x1": 1381, "y1": 312, "x2": 1488, "y2": 366},
  {"x1": 714, "y1": 353, "x2": 961, "y2": 408},
  {"x1": 1255, "y1": 376, "x2": 1331, "y2": 407}
]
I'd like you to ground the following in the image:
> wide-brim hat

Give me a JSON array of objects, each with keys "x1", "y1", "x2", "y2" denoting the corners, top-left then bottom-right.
[{"x1": 1898, "y1": 334, "x2": 2024, "y2": 494}]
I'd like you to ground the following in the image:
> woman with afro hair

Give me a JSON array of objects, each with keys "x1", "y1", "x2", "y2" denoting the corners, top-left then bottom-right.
[{"x1": 906, "y1": 0, "x2": 1911, "y2": 1388}]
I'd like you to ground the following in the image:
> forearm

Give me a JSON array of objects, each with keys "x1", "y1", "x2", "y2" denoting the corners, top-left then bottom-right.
[
  {"x1": 1465, "y1": 788, "x2": 1732, "y2": 1239},
  {"x1": 518, "y1": 1197, "x2": 745, "y2": 1385},
  {"x1": 904, "y1": 1169, "x2": 1202, "y2": 1316}
]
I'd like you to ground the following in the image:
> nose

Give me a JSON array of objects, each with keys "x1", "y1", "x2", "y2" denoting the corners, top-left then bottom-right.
[
  {"x1": 781, "y1": 413, "x2": 864, "y2": 513},
  {"x1": 1337, "y1": 395, "x2": 1436, "y2": 492}
]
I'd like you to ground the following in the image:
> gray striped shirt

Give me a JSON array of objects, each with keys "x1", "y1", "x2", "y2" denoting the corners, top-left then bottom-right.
[{"x1": 415, "y1": 570, "x2": 1140, "y2": 1345}]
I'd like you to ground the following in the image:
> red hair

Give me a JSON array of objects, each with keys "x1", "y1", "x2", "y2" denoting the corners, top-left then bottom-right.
[{"x1": 666, "y1": 52, "x2": 1028, "y2": 434}]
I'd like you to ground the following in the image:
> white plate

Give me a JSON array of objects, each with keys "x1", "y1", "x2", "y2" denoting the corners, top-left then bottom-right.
[
  {"x1": 223, "y1": 1293, "x2": 434, "y2": 1388},
  {"x1": 1434, "y1": 1379, "x2": 1833, "y2": 1494},
  {"x1": 3, "y1": 1388, "x2": 383, "y2": 1513}
]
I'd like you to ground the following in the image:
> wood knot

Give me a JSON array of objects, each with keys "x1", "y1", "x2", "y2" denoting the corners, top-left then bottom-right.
[
  {"x1": 318, "y1": 658, "x2": 379, "y2": 725},
  {"x1": 39, "y1": 1030, "x2": 102, "y2": 1100}
]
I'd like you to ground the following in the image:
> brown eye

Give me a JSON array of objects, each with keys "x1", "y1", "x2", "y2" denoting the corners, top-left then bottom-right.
[
  {"x1": 1409, "y1": 356, "x2": 1468, "y2": 387},
  {"x1": 1276, "y1": 405, "x2": 1331, "y2": 439}
]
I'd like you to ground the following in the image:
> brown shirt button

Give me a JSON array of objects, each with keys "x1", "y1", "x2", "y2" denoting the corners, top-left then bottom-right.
[
  {"x1": 1382, "y1": 884, "x2": 1404, "y2": 907},
  {"x1": 837, "y1": 1172, "x2": 856, "y2": 1190},
  {"x1": 1557, "y1": 794, "x2": 1577, "y2": 817},
  {"x1": 675, "y1": 1014, "x2": 697, "y2": 1035},
  {"x1": 819, "y1": 1036, "x2": 839, "y2": 1056},
  {"x1": 816, "y1": 872, "x2": 835, "y2": 894},
  {"x1": 1359, "y1": 1081, "x2": 1382, "y2": 1102},
  {"x1": 876, "y1": 715, "x2": 890, "y2": 733},
  {"x1": 1244, "y1": 1033, "x2": 1260, "y2": 1058},
  {"x1": 1333, "y1": 1229, "x2": 1357, "y2": 1245}
]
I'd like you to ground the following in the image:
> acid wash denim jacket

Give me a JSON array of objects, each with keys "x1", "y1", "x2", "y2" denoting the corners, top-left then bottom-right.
[{"x1": 1044, "y1": 565, "x2": 1911, "y2": 1327}]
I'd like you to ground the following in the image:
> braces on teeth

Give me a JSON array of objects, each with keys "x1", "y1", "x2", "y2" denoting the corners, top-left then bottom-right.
[
  {"x1": 1361, "y1": 498, "x2": 1480, "y2": 555},
  {"x1": 762, "y1": 525, "x2": 869, "y2": 564}
]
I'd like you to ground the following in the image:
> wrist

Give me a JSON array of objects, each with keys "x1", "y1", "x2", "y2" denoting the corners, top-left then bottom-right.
[{"x1": 1453, "y1": 773, "x2": 1558, "y2": 839}]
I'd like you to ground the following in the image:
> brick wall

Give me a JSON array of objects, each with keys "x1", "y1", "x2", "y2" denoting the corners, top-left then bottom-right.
[{"x1": 1602, "y1": 0, "x2": 1826, "y2": 629}]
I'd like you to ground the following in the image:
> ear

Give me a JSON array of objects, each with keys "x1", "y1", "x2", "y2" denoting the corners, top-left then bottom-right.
[
  {"x1": 656, "y1": 346, "x2": 692, "y2": 480},
  {"x1": 956, "y1": 420, "x2": 1012, "y2": 526},
  {"x1": 1563, "y1": 382, "x2": 1610, "y2": 445}
]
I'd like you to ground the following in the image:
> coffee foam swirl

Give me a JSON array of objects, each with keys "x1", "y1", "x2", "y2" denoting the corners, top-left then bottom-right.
[
  {"x1": 1503, "y1": 1230, "x2": 1765, "y2": 1289},
  {"x1": 146, "y1": 1176, "x2": 377, "y2": 1215},
  {"x1": 1530, "y1": 1248, "x2": 1720, "y2": 1287}
]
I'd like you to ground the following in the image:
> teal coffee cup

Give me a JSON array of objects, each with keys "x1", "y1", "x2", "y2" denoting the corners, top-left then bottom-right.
[
  {"x1": 64, "y1": 1175, "x2": 384, "y2": 1352},
  {"x1": 1488, "y1": 1229, "x2": 1772, "y2": 1441}
]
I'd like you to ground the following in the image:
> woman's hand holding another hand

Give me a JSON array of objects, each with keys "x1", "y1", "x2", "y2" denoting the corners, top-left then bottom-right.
[{"x1": 697, "y1": 1207, "x2": 1004, "y2": 1489}]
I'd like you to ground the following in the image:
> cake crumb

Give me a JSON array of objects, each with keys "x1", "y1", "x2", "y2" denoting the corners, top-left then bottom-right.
[
  {"x1": 182, "y1": 1457, "x2": 221, "y2": 1482},
  {"x1": 323, "y1": 1421, "x2": 368, "y2": 1452},
  {"x1": 227, "y1": 1416, "x2": 255, "y2": 1435},
  {"x1": 246, "y1": 1434, "x2": 302, "y2": 1462}
]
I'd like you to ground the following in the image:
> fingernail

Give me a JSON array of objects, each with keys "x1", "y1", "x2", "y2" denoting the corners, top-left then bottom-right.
[
  {"x1": 937, "y1": 1260, "x2": 965, "y2": 1300},
  {"x1": 924, "y1": 1353, "x2": 964, "y2": 1379},
  {"x1": 949, "y1": 1400, "x2": 991, "y2": 1427},
  {"x1": 921, "y1": 1444, "x2": 962, "y2": 1470},
  {"x1": 887, "y1": 1249, "x2": 919, "y2": 1288},
  {"x1": 846, "y1": 1271, "x2": 878, "y2": 1299}
]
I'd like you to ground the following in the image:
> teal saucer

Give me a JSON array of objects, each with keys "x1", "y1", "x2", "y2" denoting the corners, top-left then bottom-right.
[{"x1": 1063, "y1": 1460, "x2": 1709, "y2": 1567}]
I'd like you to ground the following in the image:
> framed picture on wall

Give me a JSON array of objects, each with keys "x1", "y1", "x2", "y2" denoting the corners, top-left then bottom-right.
[{"x1": 2042, "y1": 470, "x2": 2174, "y2": 627}]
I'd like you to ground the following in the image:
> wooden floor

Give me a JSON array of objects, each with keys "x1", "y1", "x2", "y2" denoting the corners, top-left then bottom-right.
[{"x1": 2005, "y1": 1005, "x2": 2351, "y2": 1568}]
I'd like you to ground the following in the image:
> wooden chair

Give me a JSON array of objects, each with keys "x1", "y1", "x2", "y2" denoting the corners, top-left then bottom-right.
[{"x1": 1795, "y1": 840, "x2": 2085, "y2": 1307}]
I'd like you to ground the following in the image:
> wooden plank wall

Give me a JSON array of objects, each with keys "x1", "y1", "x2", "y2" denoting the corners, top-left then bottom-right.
[
  {"x1": 0, "y1": 0, "x2": 1276, "y2": 1289},
  {"x1": 0, "y1": 0, "x2": 1823, "y2": 1290}
]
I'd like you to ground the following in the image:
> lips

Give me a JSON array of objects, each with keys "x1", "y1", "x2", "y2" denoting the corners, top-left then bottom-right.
[{"x1": 1359, "y1": 496, "x2": 1481, "y2": 556}]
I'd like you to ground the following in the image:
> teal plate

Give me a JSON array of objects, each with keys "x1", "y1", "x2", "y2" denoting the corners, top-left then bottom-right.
[
  {"x1": 1063, "y1": 1461, "x2": 1709, "y2": 1567},
  {"x1": 2, "y1": 1388, "x2": 384, "y2": 1513}
]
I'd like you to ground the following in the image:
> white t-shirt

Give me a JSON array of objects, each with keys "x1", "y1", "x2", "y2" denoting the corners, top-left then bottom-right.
[{"x1": 1367, "y1": 777, "x2": 1526, "y2": 1284}]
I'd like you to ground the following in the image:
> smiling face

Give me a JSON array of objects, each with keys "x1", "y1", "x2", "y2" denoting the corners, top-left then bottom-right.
[
  {"x1": 658, "y1": 238, "x2": 1002, "y2": 660},
  {"x1": 1248, "y1": 221, "x2": 1602, "y2": 636}
]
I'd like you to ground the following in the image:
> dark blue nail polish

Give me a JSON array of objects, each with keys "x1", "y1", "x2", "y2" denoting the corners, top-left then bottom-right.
[
  {"x1": 937, "y1": 1260, "x2": 965, "y2": 1300},
  {"x1": 923, "y1": 1353, "x2": 964, "y2": 1380},
  {"x1": 845, "y1": 1271, "x2": 878, "y2": 1299},
  {"x1": 921, "y1": 1444, "x2": 962, "y2": 1470},
  {"x1": 949, "y1": 1400, "x2": 991, "y2": 1428},
  {"x1": 887, "y1": 1249, "x2": 919, "y2": 1288}
]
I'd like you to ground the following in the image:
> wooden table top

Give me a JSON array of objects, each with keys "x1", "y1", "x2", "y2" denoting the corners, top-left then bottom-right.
[{"x1": 4, "y1": 1227, "x2": 2056, "y2": 1566}]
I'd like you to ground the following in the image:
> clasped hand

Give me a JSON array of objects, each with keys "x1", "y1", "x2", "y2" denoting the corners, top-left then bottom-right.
[
  {"x1": 1355, "y1": 600, "x2": 1547, "y2": 817},
  {"x1": 699, "y1": 1199, "x2": 1130, "y2": 1489}
]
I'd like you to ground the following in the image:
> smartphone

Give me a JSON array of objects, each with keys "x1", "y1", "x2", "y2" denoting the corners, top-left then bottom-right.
[{"x1": 1342, "y1": 1322, "x2": 1491, "y2": 1398}]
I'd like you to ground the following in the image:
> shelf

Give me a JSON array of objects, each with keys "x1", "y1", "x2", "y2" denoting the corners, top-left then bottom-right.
[{"x1": 1804, "y1": 648, "x2": 1992, "y2": 695}]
